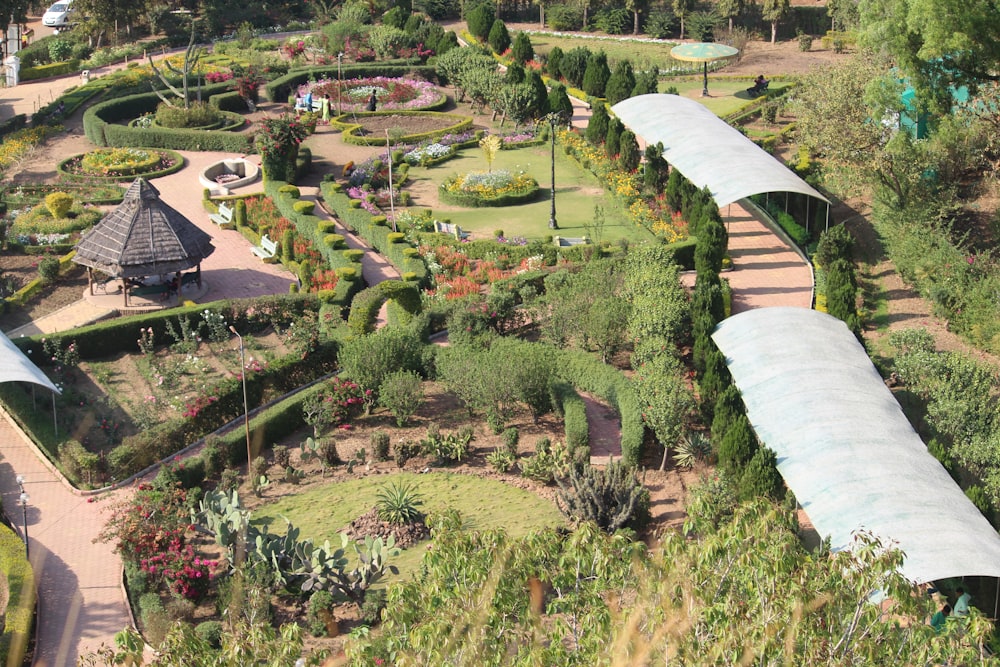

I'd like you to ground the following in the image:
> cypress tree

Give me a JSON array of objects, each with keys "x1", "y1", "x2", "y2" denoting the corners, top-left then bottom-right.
[
  {"x1": 586, "y1": 102, "x2": 610, "y2": 145},
  {"x1": 547, "y1": 83, "x2": 574, "y2": 123},
  {"x1": 618, "y1": 128, "x2": 640, "y2": 172},
  {"x1": 695, "y1": 215, "x2": 728, "y2": 276},
  {"x1": 506, "y1": 62, "x2": 526, "y2": 84},
  {"x1": 632, "y1": 68, "x2": 659, "y2": 97},
  {"x1": 719, "y1": 414, "x2": 758, "y2": 472},
  {"x1": 738, "y1": 448, "x2": 785, "y2": 501},
  {"x1": 605, "y1": 116, "x2": 623, "y2": 159},
  {"x1": 582, "y1": 51, "x2": 611, "y2": 97},
  {"x1": 699, "y1": 344, "x2": 732, "y2": 418},
  {"x1": 467, "y1": 3, "x2": 496, "y2": 41},
  {"x1": 711, "y1": 384, "x2": 744, "y2": 444},
  {"x1": 605, "y1": 60, "x2": 636, "y2": 105},
  {"x1": 560, "y1": 47, "x2": 591, "y2": 88},
  {"x1": 547, "y1": 46, "x2": 564, "y2": 78},
  {"x1": 528, "y1": 71, "x2": 549, "y2": 117},
  {"x1": 488, "y1": 19, "x2": 511, "y2": 54},
  {"x1": 665, "y1": 168, "x2": 684, "y2": 212},
  {"x1": 643, "y1": 142, "x2": 668, "y2": 194},
  {"x1": 511, "y1": 31, "x2": 534, "y2": 64}
]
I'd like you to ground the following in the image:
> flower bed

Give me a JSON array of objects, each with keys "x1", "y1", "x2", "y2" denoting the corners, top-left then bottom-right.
[
  {"x1": 439, "y1": 169, "x2": 539, "y2": 208},
  {"x1": 302, "y1": 76, "x2": 446, "y2": 112},
  {"x1": 58, "y1": 148, "x2": 185, "y2": 181}
]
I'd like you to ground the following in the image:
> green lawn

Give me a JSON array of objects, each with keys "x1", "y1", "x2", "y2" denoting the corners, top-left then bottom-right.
[
  {"x1": 407, "y1": 143, "x2": 657, "y2": 243},
  {"x1": 252, "y1": 471, "x2": 566, "y2": 582},
  {"x1": 526, "y1": 32, "x2": 680, "y2": 71},
  {"x1": 660, "y1": 79, "x2": 771, "y2": 118}
]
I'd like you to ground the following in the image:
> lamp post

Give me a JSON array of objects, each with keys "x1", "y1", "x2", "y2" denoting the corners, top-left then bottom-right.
[
  {"x1": 547, "y1": 113, "x2": 559, "y2": 230},
  {"x1": 229, "y1": 326, "x2": 252, "y2": 469},
  {"x1": 15, "y1": 475, "x2": 28, "y2": 557},
  {"x1": 337, "y1": 53, "x2": 344, "y2": 115}
]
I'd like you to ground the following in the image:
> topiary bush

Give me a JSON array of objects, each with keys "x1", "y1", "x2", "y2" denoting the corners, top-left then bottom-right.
[
  {"x1": 292, "y1": 200, "x2": 315, "y2": 215},
  {"x1": 44, "y1": 192, "x2": 74, "y2": 219}
]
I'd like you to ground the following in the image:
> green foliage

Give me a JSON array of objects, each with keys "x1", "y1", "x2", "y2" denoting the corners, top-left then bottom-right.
[
  {"x1": 306, "y1": 590, "x2": 337, "y2": 636},
  {"x1": 683, "y1": 472, "x2": 738, "y2": 535},
  {"x1": 510, "y1": 32, "x2": 534, "y2": 65},
  {"x1": 339, "y1": 326, "x2": 425, "y2": 412},
  {"x1": 44, "y1": 192, "x2": 74, "y2": 219},
  {"x1": 467, "y1": 3, "x2": 496, "y2": 41},
  {"x1": 559, "y1": 47, "x2": 592, "y2": 89},
  {"x1": 488, "y1": 20, "x2": 511, "y2": 54},
  {"x1": 194, "y1": 621, "x2": 223, "y2": 648},
  {"x1": 583, "y1": 51, "x2": 610, "y2": 98},
  {"x1": 376, "y1": 480, "x2": 425, "y2": 525},
  {"x1": 379, "y1": 370, "x2": 424, "y2": 426},
  {"x1": 37, "y1": 257, "x2": 60, "y2": 283},
  {"x1": 556, "y1": 460, "x2": 650, "y2": 532},
  {"x1": 520, "y1": 440, "x2": 571, "y2": 484},
  {"x1": 155, "y1": 100, "x2": 221, "y2": 129},
  {"x1": 605, "y1": 116, "x2": 622, "y2": 159},
  {"x1": 673, "y1": 431, "x2": 712, "y2": 469},
  {"x1": 0, "y1": 525, "x2": 34, "y2": 666},
  {"x1": 371, "y1": 430, "x2": 391, "y2": 461},
  {"x1": 618, "y1": 128, "x2": 640, "y2": 172},
  {"x1": 738, "y1": 447, "x2": 785, "y2": 501},
  {"x1": 624, "y1": 245, "x2": 689, "y2": 344},
  {"x1": 632, "y1": 351, "x2": 695, "y2": 461},
  {"x1": 487, "y1": 446, "x2": 517, "y2": 472},
  {"x1": 604, "y1": 60, "x2": 635, "y2": 106},
  {"x1": 718, "y1": 414, "x2": 758, "y2": 471}
]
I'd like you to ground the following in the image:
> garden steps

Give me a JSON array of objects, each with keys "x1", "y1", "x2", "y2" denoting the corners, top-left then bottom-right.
[{"x1": 7, "y1": 299, "x2": 116, "y2": 337}]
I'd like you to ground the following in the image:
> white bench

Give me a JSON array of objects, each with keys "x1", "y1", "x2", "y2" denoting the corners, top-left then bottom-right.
[
  {"x1": 554, "y1": 236, "x2": 590, "y2": 247},
  {"x1": 209, "y1": 202, "x2": 234, "y2": 227},
  {"x1": 434, "y1": 220, "x2": 469, "y2": 240},
  {"x1": 252, "y1": 234, "x2": 278, "y2": 260}
]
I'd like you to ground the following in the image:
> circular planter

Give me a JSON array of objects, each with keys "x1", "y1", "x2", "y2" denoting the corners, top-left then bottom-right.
[
  {"x1": 439, "y1": 172, "x2": 540, "y2": 208},
  {"x1": 81, "y1": 148, "x2": 162, "y2": 177},
  {"x1": 335, "y1": 111, "x2": 472, "y2": 147},
  {"x1": 129, "y1": 110, "x2": 247, "y2": 132},
  {"x1": 198, "y1": 158, "x2": 260, "y2": 190},
  {"x1": 57, "y1": 148, "x2": 186, "y2": 181}
]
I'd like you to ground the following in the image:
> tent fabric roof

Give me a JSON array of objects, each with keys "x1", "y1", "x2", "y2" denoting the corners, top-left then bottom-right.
[
  {"x1": 73, "y1": 177, "x2": 214, "y2": 278},
  {"x1": 611, "y1": 94, "x2": 830, "y2": 208},
  {"x1": 0, "y1": 330, "x2": 60, "y2": 393},
  {"x1": 711, "y1": 307, "x2": 1000, "y2": 584}
]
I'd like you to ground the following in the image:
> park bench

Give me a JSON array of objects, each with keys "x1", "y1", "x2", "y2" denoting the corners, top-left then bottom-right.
[
  {"x1": 554, "y1": 236, "x2": 590, "y2": 247},
  {"x1": 251, "y1": 234, "x2": 278, "y2": 260},
  {"x1": 434, "y1": 220, "x2": 470, "y2": 240},
  {"x1": 209, "y1": 202, "x2": 234, "y2": 227}
]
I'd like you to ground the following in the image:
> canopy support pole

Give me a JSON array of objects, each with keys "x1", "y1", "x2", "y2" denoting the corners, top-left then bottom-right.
[
  {"x1": 52, "y1": 392, "x2": 57, "y2": 436},
  {"x1": 87, "y1": 267, "x2": 94, "y2": 296},
  {"x1": 702, "y1": 62, "x2": 709, "y2": 97},
  {"x1": 825, "y1": 202, "x2": 831, "y2": 233}
]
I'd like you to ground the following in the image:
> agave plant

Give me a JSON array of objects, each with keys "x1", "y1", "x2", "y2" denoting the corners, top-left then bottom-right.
[
  {"x1": 673, "y1": 431, "x2": 713, "y2": 469},
  {"x1": 376, "y1": 480, "x2": 425, "y2": 525}
]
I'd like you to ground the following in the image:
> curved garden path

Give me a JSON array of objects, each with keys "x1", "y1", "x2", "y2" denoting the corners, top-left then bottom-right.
[{"x1": 0, "y1": 40, "x2": 810, "y2": 665}]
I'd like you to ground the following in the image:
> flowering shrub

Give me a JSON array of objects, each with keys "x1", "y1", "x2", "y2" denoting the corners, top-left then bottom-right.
[
  {"x1": 0, "y1": 126, "x2": 57, "y2": 170},
  {"x1": 303, "y1": 377, "x2": 367, "y2": 435},
  {"x1": 441, "y1": 169, "x2": 537, "y2": 200},
  {"x1": 306, "y1": 76, "x2": 442, "y2": 112},
  {"x1": 244, "y1": 195, "x2": 294, "y2": 238},
  {"x1": 205, "y1": 70, "x2": 233, "y2": 83},
  {"x1": 254, "y1": 114, "x2": 309, "y2": 182},
  {"x1": 142, "y1": 537, "x2": 216, "y2": 600},
  {"x1": 403, "y1": 142, "x2": 452, "y2": 165},
  {"x1": 283, "y1": 39, "x2": 306, "y2": 60},
  {"x1": 183, "y1": 393, "x2": 219, "y2": 419},
  {"x1": 309, "y1": 268, "x2": 340, "y2": 292}
]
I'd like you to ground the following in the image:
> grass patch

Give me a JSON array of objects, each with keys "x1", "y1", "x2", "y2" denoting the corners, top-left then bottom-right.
[
  {"x1": 410, "y1": 143, "x2": 656, "y2": 243},
  {"x1": 252, "y1": 471, "x2": 565, "y2": 581},
  {"x1": 658, "y1": 79, "x2": 764, "y2": 117},
  {"x1": 527, "y1": 33, "x2": 678, "y2": 72}
]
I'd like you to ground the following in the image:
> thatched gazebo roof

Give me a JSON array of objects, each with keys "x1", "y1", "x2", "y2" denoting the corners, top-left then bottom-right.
[{"x1": 73, "y1": 177, "x2": 215, "y2": 278}]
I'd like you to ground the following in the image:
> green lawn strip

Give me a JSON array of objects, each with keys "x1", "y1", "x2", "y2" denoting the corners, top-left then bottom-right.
[
  {"x1": 659, "y1": 80, "x2": 760, "y2": 117},
  {"x1": 411, "y1": 144, "x2": 656, "y2": 243},
  {"x1": 526, "y1": 33, "x2": 678, "y2": 70},
  {"x1": 252, "y1": 471, "x2": 565, "y2": 583}
]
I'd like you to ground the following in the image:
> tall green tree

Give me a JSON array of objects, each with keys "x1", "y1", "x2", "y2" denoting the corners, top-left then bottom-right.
[
  {"x1": 488, "y1": 19, "x2": 511, "y2": 54},
  {"x1": 547, "y1": 82, "x2": 574, "y2": 123},
  {"x1": 582, "y1": 50, "x2": 610, "y2": 97},
  {"x1": 633, "y1": 351, "x2": 695, "y2": 470},
  {"x1": 716, "y1": 0, "x2": 744, "y2": 32},
  {"x1": 604, "y1": 60, "x2": 636, "y2": 106},
  {"x1": 827, "y1": 0, "x2": 860, "y2": 31},
  {"x1": 761, "y1": 0, "x2": 789, "y2": 44},
  {"x1": 672, "y1": 0, "x2": 695, "y2": 39},
  {"x1": 510, "y1": 31, "x2": 534, "y2": 64}
]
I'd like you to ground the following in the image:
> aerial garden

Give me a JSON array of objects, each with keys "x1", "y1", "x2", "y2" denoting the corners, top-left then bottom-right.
[{"x1": 1, "y1": 0, "x2": 996, "y2": 663}]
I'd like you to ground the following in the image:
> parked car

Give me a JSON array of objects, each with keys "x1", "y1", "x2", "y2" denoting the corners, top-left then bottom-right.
[{"x1": 42, "y1": 0, "x2": 73, "y2": 27}]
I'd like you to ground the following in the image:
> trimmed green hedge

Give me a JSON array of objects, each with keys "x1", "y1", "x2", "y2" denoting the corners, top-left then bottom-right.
[
  {"x1": 209, "y1": 90, "x2": 251, "y2": 112},
  {"x1": 20, "y1": 59, "x2": 80, "y2": 81},
  {"x1": 5, "y1": 251, "x2": 78, "y2": 308},
  {"x1": 664, "y1": 238, "x2": 697, "y2": 271},
  {"x1": 0, "y1": 114, "x2": 27, "y2": 139},
  {"x1": 56, "y1": 148, "x2": 187, "y2": 182},
  {"x1": 83, "y1": 83, "x2": 253, "y2": 151},
  {"x1": 551, "y1": 381, "x2": 589, "y2": 456},
  {"x1": 321, "y1": 181, "x2": 429, "y2": 286},
  {"x1": 336, "y1": 111, "x2": 472, "y2": 146},
  {"x1": 263, "y1": 63, "x2": 435, "y2": 104},
  {"x1": 551, "y1": 346, "x2": 643, "y2": 466},
  {"x1": 0, "y1": 524, "x2": 34, "y2": 667}
]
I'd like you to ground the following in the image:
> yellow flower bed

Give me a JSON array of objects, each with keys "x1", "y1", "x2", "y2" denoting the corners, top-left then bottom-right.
[{"x1": 0, "y1": 126, "x2": 58, "y2": 171}]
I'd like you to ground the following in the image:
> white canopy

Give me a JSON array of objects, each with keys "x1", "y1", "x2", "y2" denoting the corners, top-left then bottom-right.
[
  {"x1": 712, "y1": 307, "x2": 1000, "y2": 584},
  {"x1": 0, "y1": 331, "x2": 60, "y2": 393},
  {"x1": 611, "y1": 94, "x2": 830, "y2": 208}
]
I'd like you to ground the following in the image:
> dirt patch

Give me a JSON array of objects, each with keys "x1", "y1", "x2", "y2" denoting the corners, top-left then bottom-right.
[
  {"x1": 0, "y1": 255, "x2": 90, "y2": 332},
  {"x1": 344, "y1": 113, "x2": 462, "y2": 136}
]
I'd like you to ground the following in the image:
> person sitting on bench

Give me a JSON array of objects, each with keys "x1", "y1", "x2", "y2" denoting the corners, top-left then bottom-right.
[{"x1": 748, "y1": 75, "x2": 769, "y2": 96}]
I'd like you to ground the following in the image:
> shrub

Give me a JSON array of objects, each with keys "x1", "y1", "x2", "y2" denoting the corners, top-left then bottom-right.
[
  {"x1": 718, "y1": 415, "x2": 757, "y2": 471},
  {"x1": 798, "y1": 34, "x2": 813, "y2": 51},
  {"x1": 376, "y1": 480, "x2": 425, "y2": 525},
  {"x1": 293, "y1": 200, "x2": 315, "y2": 215},
  {"x1": 556, "y1": 460, "x2": 649, "y2": 532},
  {"x1": 37, "y1": 257, "x2": 60, "y2": 283},
  {"x1": 278, "y1": 184, "x2": 301, "y2": 199},
  {"x1": 371, "y1": 430, "x2": 391, "y2": 461},
  {"x1": 379, "y1": 370, "x2": 424, "y2": 426},
  {"x1": 738, "y1": 447, "x2": 785, "y2": 501},
  {"x1": 502, "y1": 426, "x2": 519, "y2": 449},
  {"x1": 510, "y1": 32, "x2": 534, "y2": 65},
  {"x1": 44, "y1": 192, "x2": 73, "y2": 219},
  {"x1": 155, "y1": 101, "x2": 221, "y2": 129},
  {"x1": 307, "y1": 590, "x2": 337, "y2": 637},
  {"x1": 487, "y1": 447, "x2": 516, "y2": 473},
  {"x1": 361, "y1": 588, "x2": 387, "y2": 625},
  {"x1": 272, "y1": 445, "x2": 290, "y2": 469},
  {"x1": 195, "y1": 621, "x2": 223, "y2": 648},
  {"x1": 488, "y1": 19, "x2": 511, "y2": 54}
]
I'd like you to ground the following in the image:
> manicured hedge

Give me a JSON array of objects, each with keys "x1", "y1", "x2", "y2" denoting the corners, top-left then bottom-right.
[
  {"x1": 263, "y1": 180, "x2": 363, "y2": 309},
  {"x1": 337, "y1": 111, "x2": 471, "y2": 146},
  {"x1": 83, "y1": 83, "x2": 253, "y2": 151},
  {"x1": 664, "y1": 238, "x2": 697, "y2": 271},
  {"x1": 438, "y1": 180, "x2": 540, "y2": 208},
  {"x1": 20, "y1": 59, "x2": 80, "y2": 81},
  {"x1": 263, "y1": 63, "x2": 435, "y2": 104},
  {"x1": 551, "y1": 346, "x2": 643, "y2": 466},
  {"x1": 321, "y1": 181, "x2": 429, "y2": 285},
  {"x1": 0, "y1": 525, "x2": 34, "y2": 667},
  {"x1": 0, "y1": 114, "x2": 26, "y2": 139},
  {"x1": 208, "y1": 90, "x2": 251, "y2": 113},
  {"x1": 551, "y1": 380, "x2": 589, "y2": 456},
  {"x1": 5, "y1": 251, "x2": 78, "y2": 308}
]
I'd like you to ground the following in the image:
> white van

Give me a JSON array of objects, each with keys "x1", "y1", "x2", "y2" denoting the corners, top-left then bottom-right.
[{"x1": 42, "y1": 0, "x2": 73, "y2": 27}]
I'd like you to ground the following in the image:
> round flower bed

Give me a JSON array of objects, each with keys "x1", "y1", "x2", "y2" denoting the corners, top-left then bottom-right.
[
  {"x1": 129, "y1": 110, "x2": 247, "y2": 132},
  {"x1": 302, "y1": 76, "x2": 446, "y2": 112},
  {"x1": 439, "y1": 169, "x2": 540, "y2": 208},
  {"x1": 58, "y1": 148, "x2": 186, "y2": 181}
]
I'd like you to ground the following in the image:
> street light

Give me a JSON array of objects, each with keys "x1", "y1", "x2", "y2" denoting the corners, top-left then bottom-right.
[
  {"x1": 337, "y1": 53, "x2": 344, "y2": 115},
  {"x1": 229, "y1": 326, "x2": 252, "y2": 469},
  {"x1": 15, "y1": 475, "x2": 28, "y2": 557},
  {"x1": 546, "y1": 113, "x2": 560, "y2": 230}
]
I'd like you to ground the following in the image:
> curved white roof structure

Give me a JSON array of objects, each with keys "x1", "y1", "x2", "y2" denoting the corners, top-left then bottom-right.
[
  {"x1": 1, "y1": 331, "x2": 60, "y2": 393},
  {"x1": 712, "y1": 307, "x2": 1000, "y2": 584},
  {"x1": 612, "y1": 94, "x2": 830, "y2": 208}
]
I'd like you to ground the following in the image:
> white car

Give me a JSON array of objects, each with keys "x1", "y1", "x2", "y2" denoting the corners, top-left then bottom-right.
[{"x1": 42, "y1": 0, "x2": 73, "y2": 27}]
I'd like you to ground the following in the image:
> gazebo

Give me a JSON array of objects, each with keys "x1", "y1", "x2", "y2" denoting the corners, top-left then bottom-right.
[{"x1": 73, "y1": 177, "x2": 215, "y2": 307}]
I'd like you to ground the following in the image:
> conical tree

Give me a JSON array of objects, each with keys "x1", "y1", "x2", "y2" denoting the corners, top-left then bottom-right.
[
  {"x1": 632, "y1": 68, "x2": 659, "y2": 97},
  {"x1": 605, "y1": 60, "x2": 636, "y2": 105},
  {"x1": 711, "y1": 384, "x2": 745, "y2": 445},
  {"x1": 547, "y1": 83, "x2": 574, "y2": 123},
  {"x1": 718, "y1": 414, "x2": 758, "y2": 472},
  {"x1": 583, "y1": 51, "x2": 611, "y2": 97},
  {"x1": 738, "y1": 447, "x2": 785, "y2": 501},
  {"x1": 511, "y1": 31, "x2": 534, "y2": 64},
  {"x1": 528, "y1": 71, "x2": 549, "y2": 118},
  {"x1": 506, "y1": 62, "x2": 526, "y2": 84},
  {"x1": 605, "y1": 116, "x2": 623, "y2": 159},
  {"x1": 586, "y1": 101, "x2": 610, "y2": 145},
  {"x1": 619, "y1": 128, "x2": 641, "y2": 172},
  {"x1": 488, "y1": 19, "x2": 511, "y2": 54},
  {"x1": 546, "y1": 46, "x2": 564, "y2": 78}
]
